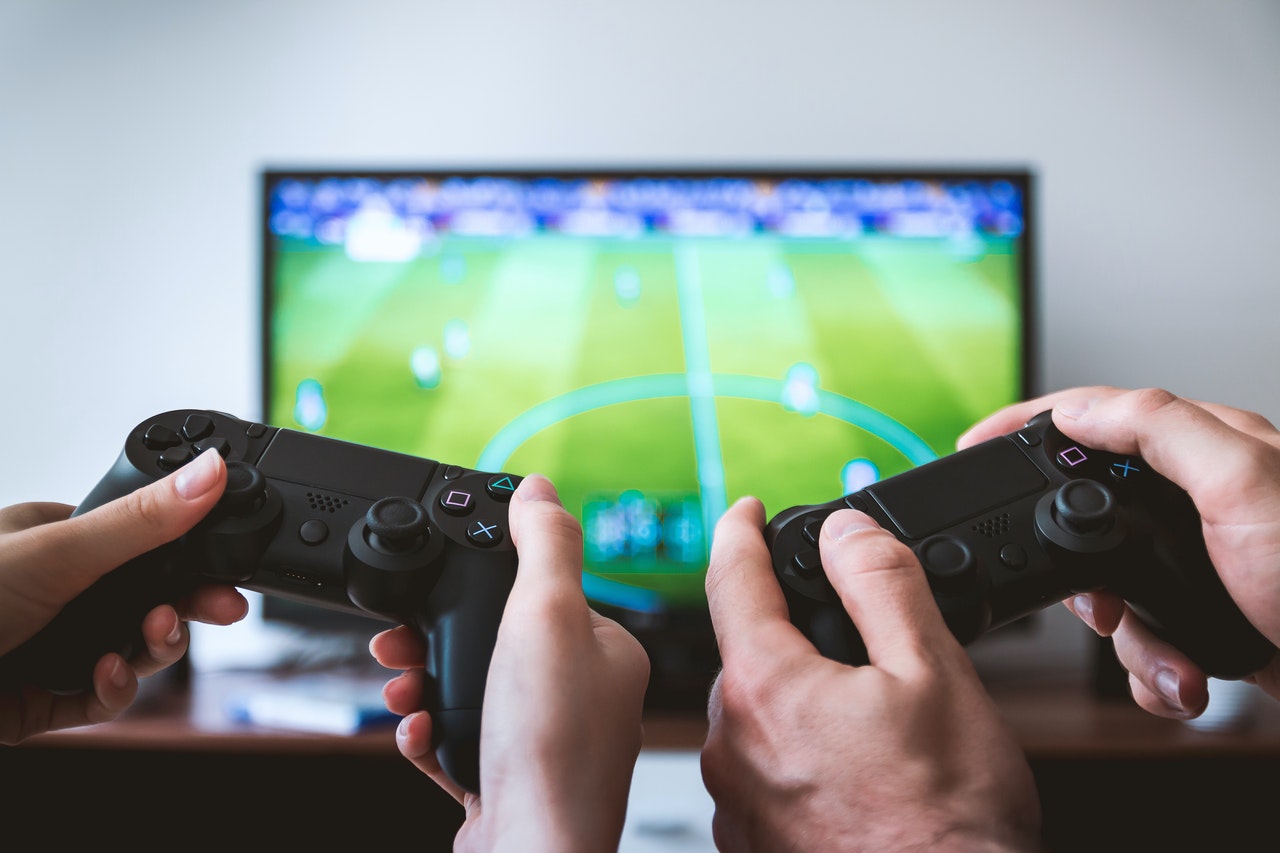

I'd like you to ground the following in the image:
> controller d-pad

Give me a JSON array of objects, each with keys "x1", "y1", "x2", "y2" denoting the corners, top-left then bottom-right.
[
  {"x1": 182, "y1": 414, "x2": 214, "y2": 441},
  {"x1": 791, "y1": 548, "x2": 824, "y2": 580},
  {"x1": 193, "y1": 437, "x2": 231, "y2": 458},
  {"x1": 801, "y1": 516, "x2": 824, "y2": 546},
  {"x1": 158, "y1": 446, "x2": 194, "y2": 470},
  {"x1": 143, "y1": 424, "x2": 182, "y2": 450}
]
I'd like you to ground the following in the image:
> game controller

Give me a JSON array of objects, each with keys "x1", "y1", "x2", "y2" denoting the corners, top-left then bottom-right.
[
  {"x1": 0, "y1": 409, "x2": 522, "y2": 794},
  {"x1": 765, "y1": 410, "x2": 1277, "y2": 679}
]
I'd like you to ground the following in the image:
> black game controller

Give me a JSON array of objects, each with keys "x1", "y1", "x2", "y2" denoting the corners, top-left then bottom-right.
[
  {"x1": 766, "y1": 410, "x2": 1277, "y2": 679},
  {"x1": 0, "y1": 409, "x2": 523, "y2": 793}
]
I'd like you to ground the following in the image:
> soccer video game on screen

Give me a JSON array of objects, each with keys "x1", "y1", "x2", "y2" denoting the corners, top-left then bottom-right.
[{"x1": 263, "y1": 169, "x2": 1031, "y2": 624}]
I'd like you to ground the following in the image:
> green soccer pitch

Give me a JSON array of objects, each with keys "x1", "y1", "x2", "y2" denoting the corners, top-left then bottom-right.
[{"x1": 268, "y1": 231, "x2": 1024, "y2": 612}]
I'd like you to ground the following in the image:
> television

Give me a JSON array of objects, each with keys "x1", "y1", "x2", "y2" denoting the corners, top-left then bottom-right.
[{"x1": 258, "y1": 166, "x2": 1036, "y2": 708}]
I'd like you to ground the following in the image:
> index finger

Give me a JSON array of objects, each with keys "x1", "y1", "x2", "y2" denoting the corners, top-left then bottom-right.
[
  {"x1": 956, "y1": 386, "x2": 1125, "y2": 449},
  {"x1": 704, "y1": 496, "x2": 811, "y2": 665}
]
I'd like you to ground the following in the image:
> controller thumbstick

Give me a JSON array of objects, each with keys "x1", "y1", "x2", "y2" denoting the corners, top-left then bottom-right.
[
  {"x1": 917, "y1": 534, "x2": 977, "y2": 595},
  {"x1": 1052, "y1": 480, "x2": 1117, "y2": 536},
  {"x1": 220, "y1": 461, "x2": 267, "y2": 515},
  {"x1": 365, "y1": 497, "x2": 431, "y2": 555}
]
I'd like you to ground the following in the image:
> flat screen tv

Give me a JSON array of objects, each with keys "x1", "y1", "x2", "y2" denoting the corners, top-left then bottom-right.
[{"x1": 259, "y1": 166, "x2": 1036, "y2": 708}]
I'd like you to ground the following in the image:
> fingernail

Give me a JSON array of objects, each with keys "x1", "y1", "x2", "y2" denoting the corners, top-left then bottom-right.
[
  {"x1": 1055, "y1": 397, "x2": 1098, "y2": 420},
  {"x1": 397, "y1": 713, "x2": 429, "y2": 758},
  {"x1": 166, "y1": 617, "x2": 184, "y2": 646},
  {"x1": 174, "y1": 448, "x2": 221, "y2": 500},
  {"x1": 109, "y1": 657, "x2": 129, "y2": 690},
  {"x1": 827, "y1": 509, "x2": 880, "y2": 541},
  {"x1": 1155, "y1": 668, "x2": 1185, "y2": 712},
  {"x1": 1071, "y1": 594, "x2": 1096, "y2": 631}
]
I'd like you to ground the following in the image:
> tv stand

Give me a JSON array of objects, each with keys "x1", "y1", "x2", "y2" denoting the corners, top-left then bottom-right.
[{"x1": 5, "y1": 667, "x2": 1280, "y2": 850}]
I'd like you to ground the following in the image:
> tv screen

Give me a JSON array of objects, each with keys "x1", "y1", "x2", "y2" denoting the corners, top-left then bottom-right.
[{"x1": 259, "y1": 167, "x2": 1035, "y2": 707}]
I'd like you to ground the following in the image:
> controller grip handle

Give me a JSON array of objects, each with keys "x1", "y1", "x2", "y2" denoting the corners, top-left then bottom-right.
[
  {"x1": 415, "y1": 549, "x2": 518, "y2": 794},
  {"x1": 0, "y1": 548, "x2": 189, "y2": 693},
  {"x1": 0, "y1": 451, "x2": 183, "y2": 694}
]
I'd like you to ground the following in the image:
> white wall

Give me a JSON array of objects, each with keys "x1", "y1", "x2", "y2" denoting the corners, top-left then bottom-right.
[
  {"x1": 3, "y1": 0, "x2": 1277, "y2": 509},
  {"x1": 3, "y1": 0, "x2": 1278, "y2": 507},
  {"x1": 2, "y1": 1, "x2": 1277, "y2": 675}
]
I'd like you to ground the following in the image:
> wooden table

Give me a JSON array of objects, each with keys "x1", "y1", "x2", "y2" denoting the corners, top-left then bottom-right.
[{"x1": 6, "y1": 666, "x2": 1279, "y2": 851}]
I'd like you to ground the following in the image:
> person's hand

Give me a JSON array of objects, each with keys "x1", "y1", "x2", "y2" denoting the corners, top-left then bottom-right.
[
  {"x1": 0, "y1": 448, "x2": 249, "y2": 742},
  {"x1": 958, "y1": 386, "x2": 1280, "y2": 719},
  {"x1": 369, "y1": 473, "x2": 651, "y2": 853},
  {"x1": 701, "y1": 497, "x2": 1042, "y2": 852}
]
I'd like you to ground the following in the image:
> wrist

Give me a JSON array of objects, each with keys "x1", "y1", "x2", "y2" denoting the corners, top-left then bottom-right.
[{"x1": 458, "y1": 780, "x2": 631, "y2": 853}]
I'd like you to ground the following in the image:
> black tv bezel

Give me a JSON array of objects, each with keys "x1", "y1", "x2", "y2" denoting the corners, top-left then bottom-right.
[{"x1": 257, "y1": 164, "x2": 1038, "y2": 709}]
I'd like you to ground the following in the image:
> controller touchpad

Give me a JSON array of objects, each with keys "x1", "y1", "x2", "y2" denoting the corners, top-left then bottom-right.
[
  {"x1": 866, "y1": 439, "x2": 1046, "y2": 539},
  {"x1": 258, "y1": 430, "x2": 437, "y2": 500}
]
